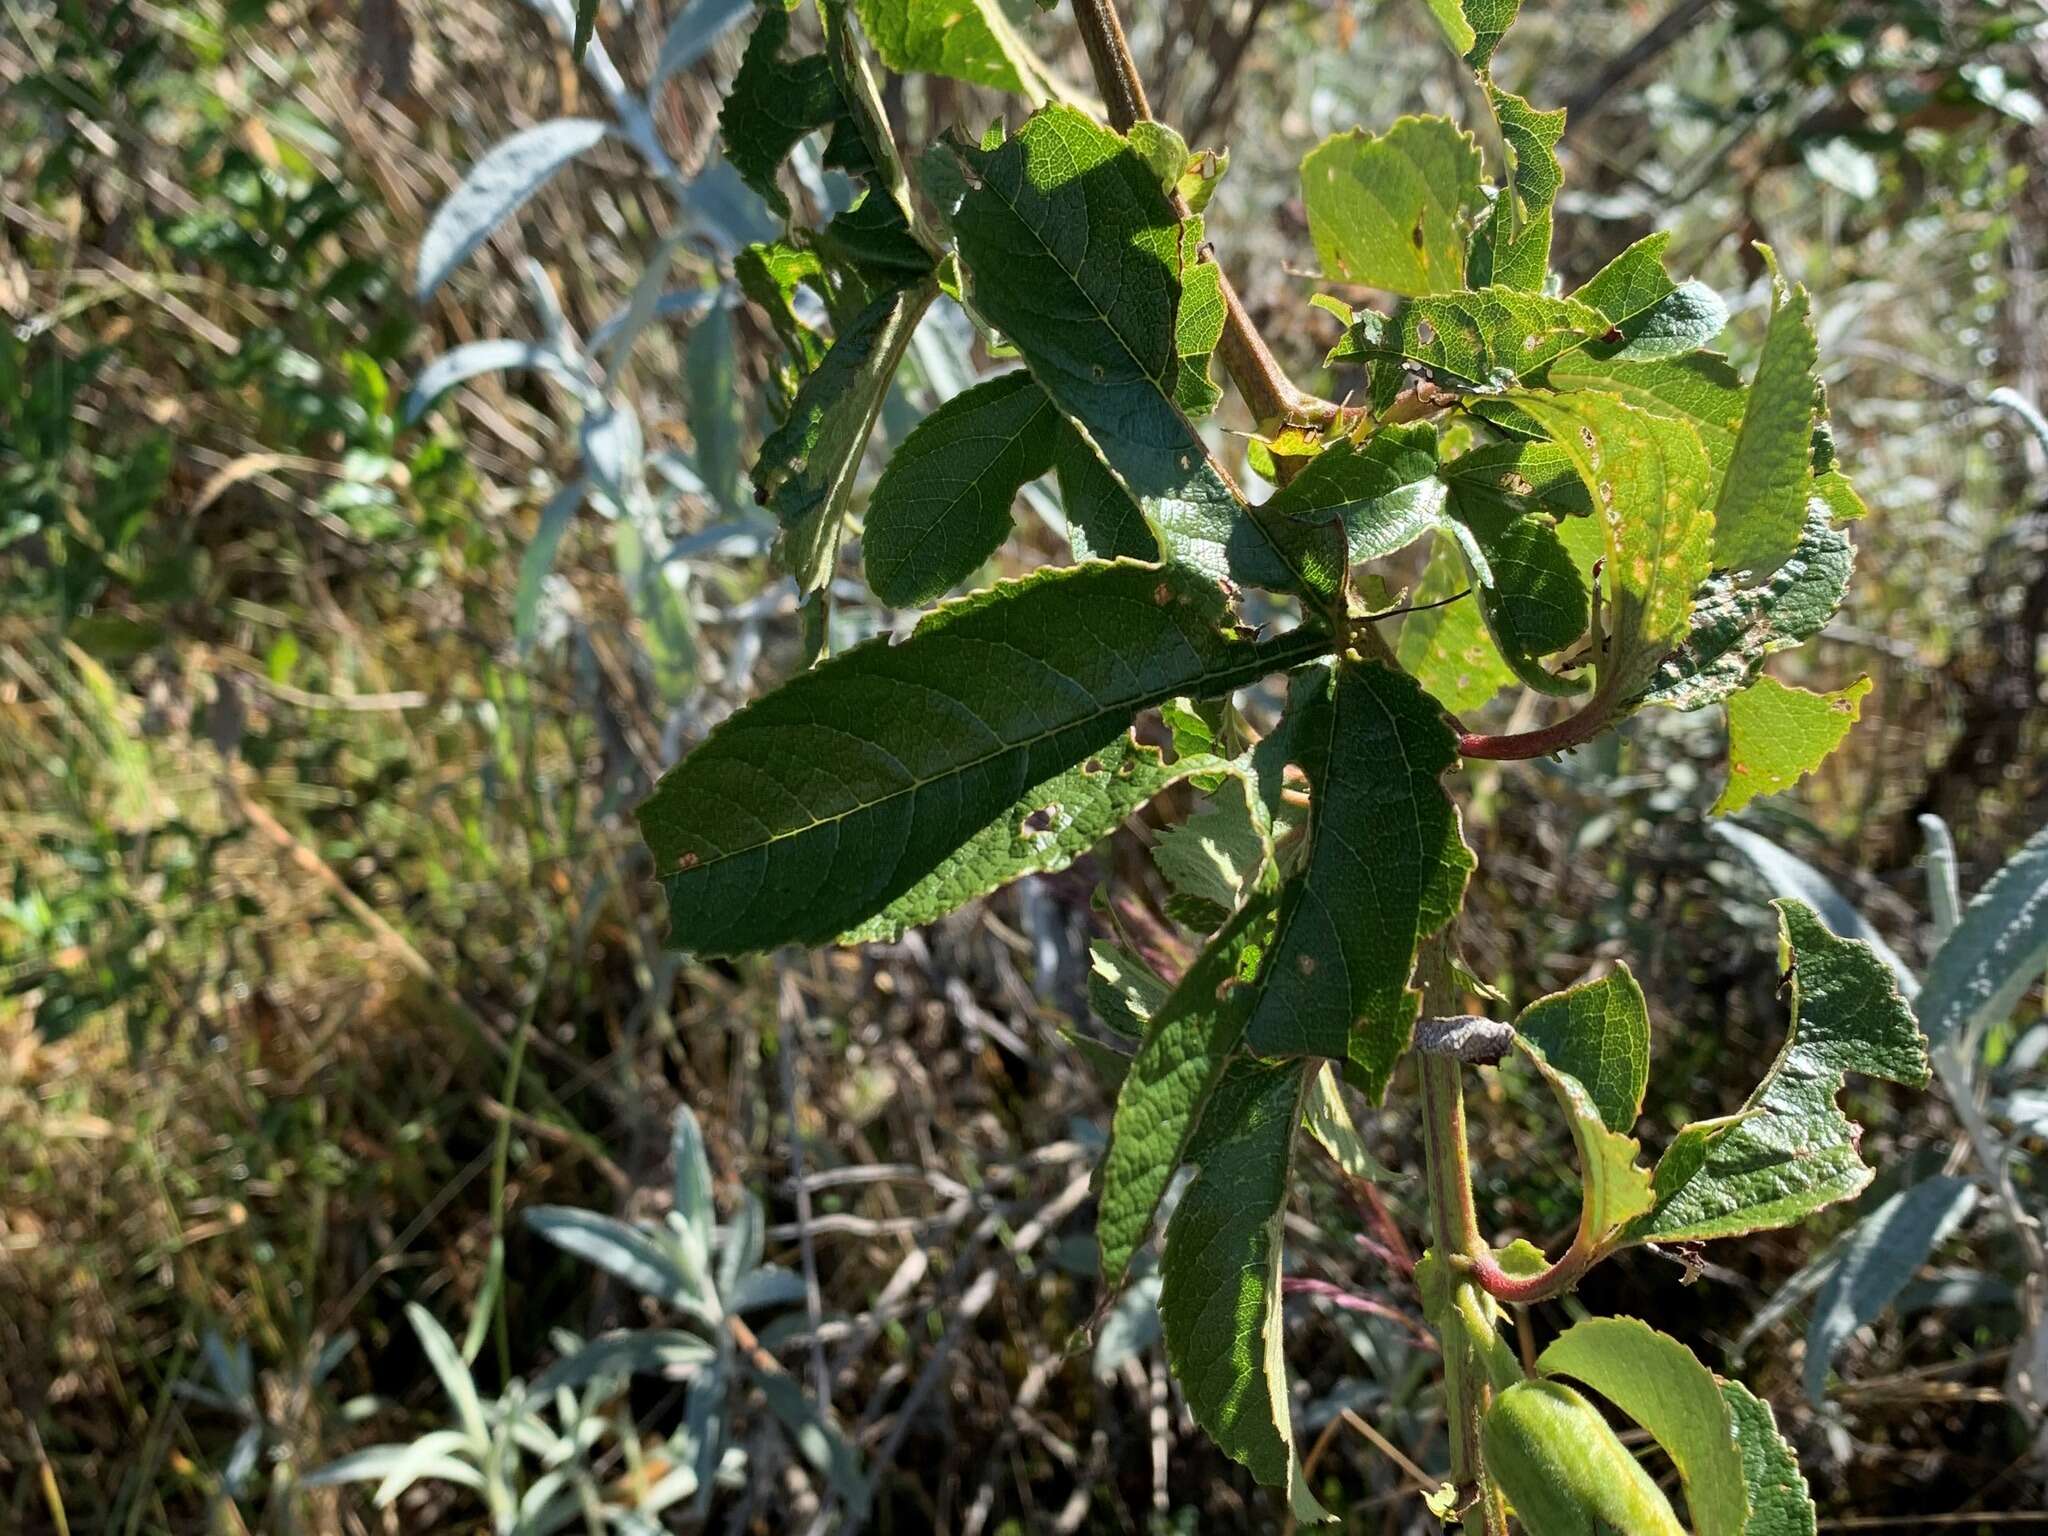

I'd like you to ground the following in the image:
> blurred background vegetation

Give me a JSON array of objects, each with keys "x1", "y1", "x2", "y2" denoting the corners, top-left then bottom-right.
[{"x1": 2, "y1": 0, "x2": 2045, "y2": 1530}]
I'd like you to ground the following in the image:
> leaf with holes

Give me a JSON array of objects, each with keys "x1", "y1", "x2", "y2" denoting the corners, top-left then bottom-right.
[
  {"x1": 1628, "y1": 901, "x2": 1929, "y2": 1244},
  {"x1": 1714, "y1": 674, "x2": 1869, "y2": 815},
  {"x1": 1331, "y1": 290, "x2": 1610, "y2": 415},
  {"x1": 1466, "y1": 86, "x2": 1561, "y2": 291}
]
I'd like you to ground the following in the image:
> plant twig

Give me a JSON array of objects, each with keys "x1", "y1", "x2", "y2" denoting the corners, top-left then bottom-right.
[{"x1": 1069, "y1": 0, "x2": 1335, "y2": 435}]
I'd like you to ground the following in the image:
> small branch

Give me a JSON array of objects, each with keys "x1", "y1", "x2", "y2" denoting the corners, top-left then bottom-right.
[
  {"x1": 1457, "y1": 701, "x2": 1612, "y2": 761},
  {"x1": 1458, "y1": 1244, "x2": 1594, "y2": 1306},
  {"x1": 1070, "y1": 0, "x2": 1333, "y2": 435}
]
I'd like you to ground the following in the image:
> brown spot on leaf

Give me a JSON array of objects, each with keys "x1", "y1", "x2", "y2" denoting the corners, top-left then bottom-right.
[{"x1": 678, "y1": 851, "x2": 699, "y2": 870}]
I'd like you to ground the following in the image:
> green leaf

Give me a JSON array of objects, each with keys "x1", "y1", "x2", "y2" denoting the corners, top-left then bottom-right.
[
  {"x1": 1159, "y1": 1057, "x2": 1329, "y2": 1522},
  {"x1": 1300, "y1": 117, "x2": 1483, "y2": 297},
  {"x1": 1916, "y1": 823, "x2": 2048, "y2": 1049},
  {"x1": 862, "y1": 372, "x2": 1060, "y2": 607},
  {"x1": 572, "y1": 0, "x2": 599, "y2": 62},
  {"x1": 1507, "y1": 390, "x2": 1717, "y2": 712},
  {"x1": 757, "y1": 279, "x2": 936, "y2": 592},
  {"x1": 1417, "y1": 0, "x2": 1476, "y2": 55},
  {"x1": 1055, "y1": 429, "x2": 1159, "y2": 561},
  {"x1": 1713, "y1": 258, "x2": 1818, "y2": 578},
  {"x1": 1258, "y1": 424, "x2": 1451, "y2": 572},
  {"x1": 1440, "y1": 440, "x2": 1593, "y2": 695},
  {"x1": 1572, "y1": 232, "x2": 1728, "y2": 361},
  {"x1": 1802, "y1": 1175, "x2": 1977, "y2": 1403},
  {"x1": 1089, "y1": 939, "x2": 1170, "y2": 1041},
  {"x1": 1099, "y1": 894, "x2": 1279, "y2": 1291},
  {"x1": 942, "y1": 108, "x2": 1296, "y2": 591},
  {"x1": 1331, "y1": 290, "x2": 1609, "y2": 414},
  {"x1": 1545, "y1": 350, "x2": 1747, "y2": 476},
  {"x1": 1466, "y1": 86, "x2": 1562, "y2": 292},
  {"x1": 1538, "y1": 1317, "x2": 1750, "y2": 1536},
  {"x1": 819, "y1": 192, "x2": 934, "y2": 287},
  {"x1": 1628, "y1": 900, "x2": 1930, "y2": 1244},
  {"x1": 1398, "y1": 534, "x2": 1517, "y2": 713},
  {"x1": 1460, "y1": 0, "x2": 1523, "y2": 69},
  {"x1": 1244, "y1": 661, "x2": 1473, "y2": 1102},
  {"x1": 720, "y1": 6, "x2": 845, "y2": 219},
  {"x1": 1305, "y1": 1062, "x2": 1395, "y2": 1183},
  {"x1": 852, "y1": 0, "x2": 1059, "y2": 98},
  {"x1": 1634, "y1": 504, "x2": 1852, "y2": 712},
  {"x1": 1482, "y1": 1380, "x2": 1686, "y2": 1536},
  {"x1": 1722, "y1": 1381, "x2": 1818, "y2": 1536},
  {"x1": 838, "y1": 732, "x2": 1225, "y2": 943},
  {"x1": 1174, "y1": 260, "x2": 1227, "y2": 418},
  {"x1": 1515, "y1": 966, "x2": 1649, "y2": 1134},
  {"x1": 1512, "y1": 971, "x2": 1655, "y2": 1263},
  {"x1": 737, "y1": 239, "x2": 831, "y2": 380},
  {"x1": 687, "y1": 297, "x2": 745, "y2": 512},
  {"x1": 1713, "y1": 673, "x2": 1869, "y2": 815},
  {"x1": 1153, "y1": 773, "x2": 1271, "y2": 919},
  {"x1": 637, "y1": 562, "x2": 1330, "y2": 955}
]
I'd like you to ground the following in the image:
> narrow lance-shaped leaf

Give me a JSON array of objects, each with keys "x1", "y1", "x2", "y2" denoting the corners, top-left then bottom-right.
[
  {"x1": 1802, "y1": 1175, "x2": 1978, "y2": 1404},
  {"x1": 1627, "y1": 900, "x2": 1930, "y2": 1245},
  {"x1": 636, "y1": 562, "x2": 1331, "y2": 955},
  {"x1": 1098, "y1": 894, "x2": 1280, "y2": 1291},
  {"x1": 416, "y1": 120, "x2": 610, "y2": 302},
  {"x1": 758, "y1": 278, "x2": 936, "y2": 593},
  {"x1": 1466, "y1": 85, "x2": 1562, "y2": 292},
  {"x1": 1300, "y1": 117, "x2": 1484, "y2": 297},
  {"x1": 1537, "y1": 1317, "x2": 1751, "y2": 1536},
  {"x1": 939, "y1": 107, "x2": 1298, "y2": 593},
  {"x1": 1714, "y1": 673, "x2": 1869, "y2": 816},
  {"x1": 1506, "y1": 389, "x2": 1717, "y2": 719},
  {"x1": 1916, "y1": 823, "x2": 2048, "y2": 1050},
  {"x1": 1244, "y1": 662, "x2": 1473, "y2": 1102},
  {"x1": 1159, "y1": 1058, "x2": 1330, "y2": 1523}
]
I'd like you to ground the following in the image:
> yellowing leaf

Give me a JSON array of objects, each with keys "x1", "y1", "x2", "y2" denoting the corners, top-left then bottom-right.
[{"x1": 1714, "y1": 673, "x2": 1870, "y2": 815}]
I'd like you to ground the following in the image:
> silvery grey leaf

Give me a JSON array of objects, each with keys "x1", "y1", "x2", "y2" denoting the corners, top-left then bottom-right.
[
  {"x1": 404, "y1": 340, "x2": 594, "y2": 424},
  {"x1": 1712, "y1": 822, "x2": 1916, "y2": 995},
  {"x1": 1803, "y1": 1176, "x2": 1978, "y2": 1403},
  {"x1": 416, "y1": 119, "x2": 610, "y2": 301},
  {"x1": 648, "y1": 0, "x2": 753, "y2": 93},
  {"x1": 1917, "y1": 824, "x2": 2048, "y2": 1049}
]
